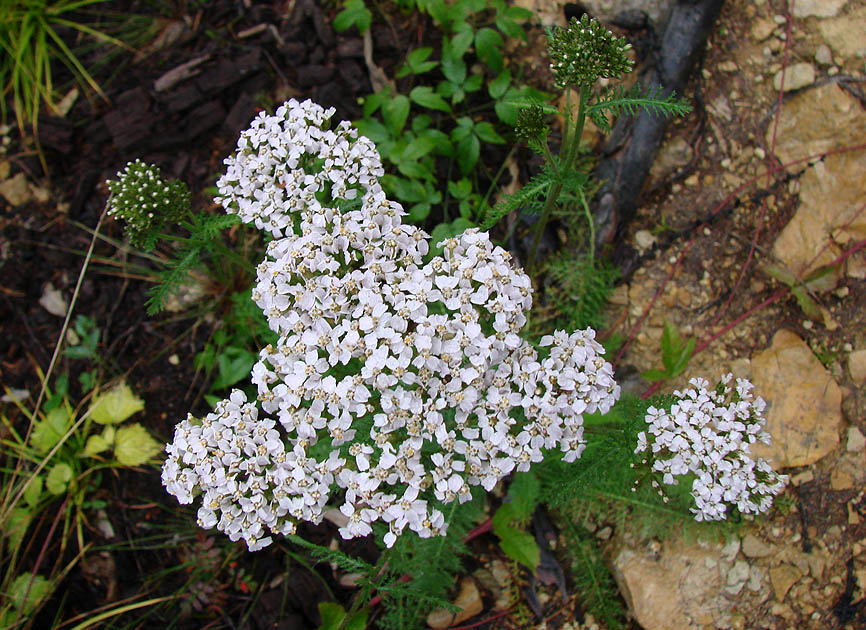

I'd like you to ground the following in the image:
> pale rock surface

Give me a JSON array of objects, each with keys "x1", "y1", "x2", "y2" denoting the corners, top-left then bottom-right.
[
  {"x1": 751, "y1": 18, "x2": 776, "y2": 41},
  {"x1": 772, "y1": 63, "x2": 815, "y2": 92},
  {"x1": 769, "y1": 84, "x2": 866, "y2": 171},
  {"x1": 814, "y1": 44, "x2": 833, "y2": 66},
  {"x1": 511, "y1": 0, "x2": 674, "y2": 28},
  {"x1": 771, "y1": 149, "x2": 866, "y2": 276},
  {"x1": 39, "y1": 283, "x2": 68, "y2": 318},
  {"x1": 818, "y1": 6, "x2": 866, "y2": 59},
  {"x1": 793, "y1": 0, "x2": 847, "y2": 18},
  {"x1": 611, "y1": 537, "x2": 726, "y2": 630},
  {"x1": 848, "y1": 350, "x2": 866, "y2": 383},
  {"x1": 650, "y1": 135, "x2": 693, "y2": 183},
  {"x1": 847, "y1": 426, "x2": 866, "y2": 452},
  {"x1": 0, "y1": 172, "x2": 32, "y2": 207},
  {"x1": 830, "y1": 452, "x2": 866, "y2": 490},
  {"x1": 426, "y1": 578, "x2": 483, "y2": 628},
  {"x1": 750, "y1": 330, "x2": 843, "y2": 468},
  {"x1": 741, "y1": 534, "x2": 776, "y2": 559}
]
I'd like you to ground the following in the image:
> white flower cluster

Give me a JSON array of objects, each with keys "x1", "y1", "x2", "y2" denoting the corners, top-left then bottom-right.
[
  {"x1": 634, "y1": 375, "x2": 787, "y2": 522},
  {"x1": 162, "y1": 99, "x2": 620, "y2": 551}
]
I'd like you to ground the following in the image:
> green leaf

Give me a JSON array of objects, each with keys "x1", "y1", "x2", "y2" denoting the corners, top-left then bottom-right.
[
  {"x1": 46, "y1": 463, "x2": 73, "y2": 495},
  {"x1": 418, "y1": 128, "x2": 454, "y2": 156},
  {"x1": 802, "y1": 263, "x2": 838, "y2": 292},
  {"x1": 447, "y1": 178, "x2": 472, "y2": 200},
  {"x1": 456, "y1": 134, "x2": 480, "y2": 174},
  {"x1": 411, "y1": 114, "x2": 433, "y2": 132},
  {"x1": 450, "y1": 28, "x2": 474, "y2": 57},
  {"x1": 396, "y1": 160, "x2": 434, "y2": 180},
  {"x1": 474, "y1": 121, "x2": 505, "y2": 144},
  {"x1": 407, "y1": 46, "x2": 434, "y2": 66},
  {"x1": 429, "y1": 218, "x2": 474, "y2": 255},
  {"x1": 505, "y1": 5, "x2": 535, "y2": 20},
  {"x1": 475, "y1": 28, "x2": 504, "y2": 72},
  {"x1": 89, "y1": 382, "x2": 145, "y2": 425},
  {"x1": 792, "y1": 285, "x2": 823, "y2": 321},
  {"x1": 8, "y1": 574, "x2": 53, "y2": 615},
  {"x1": 670, "y1": 336, "x2": 696, "y2": 377},
  {"x1": 383, "y1": 176, "x2": 428, "y2": 203},
  {"x1": 488, "y1": 69, "x2": 511, "y2": 99},
  {"x1": 441, "y1": 44, "x2": 466, "y2": 85},
  {"x1": 30, "y1": 406, "x2": 71, "y2": 453},
  {"x1": 83, "y1": 434, "x2": 110, "y2": 457},
  {"x1": 660, "y1": 321, "x2": 682, "y2": 374},
  {"x1": 508, "y1": 472, "x2": 540, "y2": 520},
  {"x1": 640, "y1": 369, "x2": 668, "y2": 382},
  {"x1": 495, "y1": 16, "x2": 524, "y2": 39},
  {"x1": 114, "y1": 423, "x2": 163, "y2": 467},
  {"x1": 497, "y1": 525, "x2": 540, "y2": 569},
  {"x1": 464, "y1": 73, "x2": 483, "y2": 93},
  {"x1": 318, "y1": 602, "x2": 368, "y2": 630},
  {"x1": 4, "y1": 508, "x2": 33, "y2": 554},
  {"x1": 23, "y1": 476, "x2": 43, "y2": 508},
  {"x1": 333, "y1": 0, "x2": 372, "y2": 33},
  {"x1": 382, "y1": 94, "x2": 411, "y2": 136},
  {"x1": 409, "y1": 202, "x2": 432, "y2": 222},
  {"x1": 354, "y1": 118, "x2": 390, "y2": 145},
  {"x1": 462, "y1": 0, "x2": 486, "y2": 13},
  {"x1": 409, "y1": 86, "x2": 451, "y2": 113},
  {"x1": 362, "y1": 91, "x2": 387, "y2": 117}
]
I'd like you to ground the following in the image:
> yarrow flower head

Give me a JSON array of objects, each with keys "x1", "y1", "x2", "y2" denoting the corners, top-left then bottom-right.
[
  {"x1": 161, "y1": 99, "x2": 620, "y2": 551},
  {"x1": 634, "y1": 374, "x2": 788, "y2": 522},
  {"x1": 107, "y1": 159, "x2": 191, "y2": 250},
  {"x1": 547, "y1": 14, "x2": 634, "y2": 88}
]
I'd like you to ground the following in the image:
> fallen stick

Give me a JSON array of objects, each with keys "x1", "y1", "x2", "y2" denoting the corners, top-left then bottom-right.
[{"x1": 592, "y1": 0, "x2": 726, "y2": 250}]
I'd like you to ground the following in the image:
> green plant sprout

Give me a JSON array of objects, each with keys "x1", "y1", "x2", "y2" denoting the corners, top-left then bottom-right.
[
  {"x1": 641, "y1": 319, "x2": 697, "y2": 383},
  {"x1": 0, "y1": 379, "x2": 161, "y2": 627},
  {"x1": 484, "y1": 14, "x2": 691, "y2": 274}
]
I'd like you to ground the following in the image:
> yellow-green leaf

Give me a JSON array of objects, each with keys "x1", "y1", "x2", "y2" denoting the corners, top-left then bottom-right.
[
  {"x1": 89, "y1": 382, "x2": 144, "y2": 425},
  {"x1": 23, "y1": 475, "x2": 43, "y2": 508},
  {"x1": 30, "y1": 406, "x2": 71, "y2": 453},
  {"x1": 83, "y1": 434, "x2": 110, "y2": 457},
  {"x1": 3, "y1": 507, "x2": 33, "y2": 554},
  {"x1": 113, "y1": 423, "x2": 162, "y2": 467},
  {"x1": 9, "y1": 574, "x2": 53, "y2": 615},
  {"x1": 45, "y1": 463, "x2": 73, "y2": 495}
]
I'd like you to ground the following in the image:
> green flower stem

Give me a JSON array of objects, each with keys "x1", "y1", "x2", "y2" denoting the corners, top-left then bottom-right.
[
  {"x1": 579, "y1": 187, "x2": 595, "y2": 261},
  {"x1": 527, "y1": 84, "x2": 589, "y2": 275}
]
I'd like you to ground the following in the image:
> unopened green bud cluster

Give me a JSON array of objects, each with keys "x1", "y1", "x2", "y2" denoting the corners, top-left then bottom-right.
[
  {"x1": 516, "y1": 105, "x2": 549, "y2": 143},
  {"x1": 547, "y1": 14, "x2": 634, "y2": 88},
  {"x1": 107, "y1": 159, "x2": 191, "y2": 250}
]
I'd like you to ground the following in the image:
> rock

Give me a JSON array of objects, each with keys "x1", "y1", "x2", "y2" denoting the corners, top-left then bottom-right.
[
  {"x1": 426, "y1": 578, "x2": 483, "y2": 628},
  {"x1": 847, "y1": 426, "x2": 866, "y2": 452},
  {"x1": 769, "y1": 565, "x2": 803, "y2": 601},
  {"x1": 612, "y1": 537, "x2": 725, "y2": 630},
  {"x1": 39, "y1": 283, "x2": 68, "y2": 317},
  {"x1": 771, "y1": 149, "x2": 866, "y2": 276},
  {"x1": 830, "y1": 453, "x2": 866, "y2": 490},
  {"x1": 750, "y1": 330, "x2": 843, "y2": 468},
  {"x1": 0, "y1": 172, "x2": 32, "y2": 206},
  {"x1": 751, "y1": 18, "x2": 776, "y2": 41},
  {"x1": 849, "y1": 350, "x2": 866, "y2": 383},
  {"x1": 635, "y1": 230, "x2": 657, "y2": 252},
  {"x1": 769, "y1": 84, "x2": 866, "y2": 172},
  {"x1": 814, "y1": 44, "x2": 833, "y2": 66},
  {"x1": 741, "y1": 534, "x2": 775, "y2": 559},
  {"x1": 747, "y1": 565, "x2": 767, "y2": 593},
  {"x1": 790, "y1": 469, "x2": 814, "y2": 486},
  {"x1": 772, "y1": 63, "x2": 815, "y2": 92},
  {"x1": 650, "y1": 136, "x2": 693, "y2": 182},
  {"x1": 818, "y1": 6, "x2": 866, "y2": 59},
  {"x1": 726, "y1": 560, "x2": 750, "y2": 595},
  {"x1": 793, "y1": 0, "x2": 846, "y2": 18}
]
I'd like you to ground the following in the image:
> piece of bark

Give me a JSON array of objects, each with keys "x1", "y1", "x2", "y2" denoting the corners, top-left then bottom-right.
[{"x1": 592, "y1": 0, "x2": 725, "y2": 251}]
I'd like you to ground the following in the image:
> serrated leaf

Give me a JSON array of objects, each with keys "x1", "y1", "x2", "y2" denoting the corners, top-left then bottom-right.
[
  {"x1": 89, "y1": 382, "x2": 145, "y2": 425},
  {"x1": 382, "y1": 94, "x2": 410, "y2": 135},
  {"x1": 3, "y1": 508, "x2": 33, "y2": 554},
  {"x1": 448, "y1": 178, "x2": 472, "y2": 200},
  {"x1": 114, "y1": 423, "x2": 163, "y2": 467},
  {"x1": 488, "y1": 69, "x2": 510, "y2": 99},
  {"x1": 450, "y1": 28, "x2": 474, "y2": 57},
  {"x1": 456, "y1": 134, "x2": 480, "y2": 174},
  {"x1": 406, "y1": 85, "x2": 451, "y2": 113},
  {"x1": 475, "y1": 28, "x2": 504, "y2": 72},
  {"x1": 464, "y1": 73, "x2": 483, "y2": 93},
  {"x1": 46, "y1": 463, "x2": 73, "y2": 495},
  {"x1": 497, "y1": 525, "x2": 540, "y2": 569},
  {"x1": 495, "y1": 16, "x2": 524, "y2": 39},
  {"x1": 30, "y1": 406, "x2": 71, "y2": 453},
  {"x1": 9, "y1": 574, "x2": 53, "y2": 615},
  {"x1": 441, "y1": 45, "x2": 466, "y2": 85},
  {"x1": 474, "y1": 121, "x2": 505, "y2": 144},
  {"x1": 508, "y1": 472, "x2": 540, "y2": 520},
  {"x1": 333, "y1": 0, "x2": 371, "y2": 33},
  {"x1": 83, "y1": 434, "x2": 110, "y2": 457},
  {"x1": 24, "y1": 475, "x2": 43, "y2": 508}
]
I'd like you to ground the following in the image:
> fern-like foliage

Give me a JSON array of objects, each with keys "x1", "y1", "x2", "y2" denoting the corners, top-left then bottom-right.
[
  {"x1": 544, "y1": 252, "x2": 618, "y2": 332},
  {"x1": 146, "y1": 246, "x2": 201, "y2": 315},
  {"x1": 375, "y1": 491, "x2": 484, "y2": 630},
  {"x1": 587, "y1": 84, "x2": 692, "y2": 134}
]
